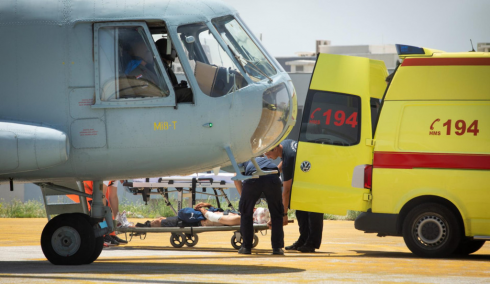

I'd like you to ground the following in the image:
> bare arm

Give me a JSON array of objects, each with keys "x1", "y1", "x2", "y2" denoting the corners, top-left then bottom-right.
[
  {"x1": 194, "y1": 202, "x2": 212, "y2": 209},
  {"x1": 234, "y1": 179, "x2": 243, "y2": 196},
  {"x1": 277, "y1": 161, "x2": 283, "y2": 173},
  {"x1": 282, "y1": 179, "x2": 292, "y2": 226}
]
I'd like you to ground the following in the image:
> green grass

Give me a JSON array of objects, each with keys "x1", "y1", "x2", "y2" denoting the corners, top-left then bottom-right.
[
  {"x1": 0, "y1": 198, "x2": 361, "y2": 221},
  {"x1": 0, "y1": 199, "x2": 46, "y2": 218}
]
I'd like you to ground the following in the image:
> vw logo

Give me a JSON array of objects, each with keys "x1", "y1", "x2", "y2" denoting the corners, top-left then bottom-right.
[{"x1": 300, "y1": 161, "x2": 311, "y2": 172}]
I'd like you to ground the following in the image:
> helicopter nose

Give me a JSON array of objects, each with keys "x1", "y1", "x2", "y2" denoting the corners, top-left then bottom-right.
[{"x1": 250, "y1": 81, "x2": 297, "y2": 154}]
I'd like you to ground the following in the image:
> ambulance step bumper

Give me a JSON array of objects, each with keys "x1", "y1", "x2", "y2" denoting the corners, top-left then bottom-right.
[
  {"x1": 354, "y1": 210, "x2": 400, "y2": 237},
  {"x1": 474, "y1": 236, "x2": 490, "y2": 240}
]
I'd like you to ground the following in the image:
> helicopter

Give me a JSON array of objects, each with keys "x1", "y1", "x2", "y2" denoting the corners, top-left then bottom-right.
[{"x1": 0, "y1": 0, "x2": 297, "y2": 264}]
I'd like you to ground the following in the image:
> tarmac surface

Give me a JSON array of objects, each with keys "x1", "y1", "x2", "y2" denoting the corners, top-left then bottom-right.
[{"x1": 0, "y1": 218, "x2": 489, "y2": 283}]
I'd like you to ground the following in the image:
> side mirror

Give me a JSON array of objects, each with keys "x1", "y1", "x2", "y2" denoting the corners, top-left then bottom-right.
[{"x1": 185, "y1": 36, "x2": 195, "y2": 44}]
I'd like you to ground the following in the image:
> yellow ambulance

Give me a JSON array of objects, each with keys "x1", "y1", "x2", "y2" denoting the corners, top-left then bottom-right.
[{"x1": 290, "y1": 45, "x2": 490, "y2": 258}]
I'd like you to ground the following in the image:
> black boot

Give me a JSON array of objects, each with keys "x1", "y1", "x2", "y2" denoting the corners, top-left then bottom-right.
[{"x1": 285, "y1": 240, "x2": 304, "y2": 251}]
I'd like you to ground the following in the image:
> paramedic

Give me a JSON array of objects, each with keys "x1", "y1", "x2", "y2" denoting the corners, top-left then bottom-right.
[
  {"x1": 264, "y1": 139, "x2": 323, "y2": 253},
  {"x1": 234, "y1": 157, "x2": 284, "y2": 255}
]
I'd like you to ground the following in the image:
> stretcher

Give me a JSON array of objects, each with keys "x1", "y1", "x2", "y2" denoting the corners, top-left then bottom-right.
[{"x1": 119, "y1": 173, "x2": 269, "y2": 249}]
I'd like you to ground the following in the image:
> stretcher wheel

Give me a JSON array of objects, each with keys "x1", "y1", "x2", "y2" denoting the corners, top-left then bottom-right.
[
  {"x1": 253, "y1": 234, "x2": 259, "y2": 248},
  {"x1": 184, "y1": 234, "x2": 199, "y2": 247},
  {"x1": 231, "y1": 234, "x2": 259, "y2": 250},
  {"x1": 231, "y1": 235, "x2": 243, "y2": 250},
  {"x1": 170, "y1": 233, "x2": 185, "y2": 248}
]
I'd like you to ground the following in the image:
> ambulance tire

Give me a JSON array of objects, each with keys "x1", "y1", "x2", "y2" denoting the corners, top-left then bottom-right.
[
  {"x1": 453, "y1": 239, "x2": 486, "y2": 255},
  {"x1": 402, "y1": 203, "x2": 461, "y2": 258},
  {"x1": 41, "y1": 213, "x2": 95, "y2": 265}
]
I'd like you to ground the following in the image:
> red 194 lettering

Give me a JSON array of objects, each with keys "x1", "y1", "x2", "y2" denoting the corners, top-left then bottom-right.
[
  {"x1": 440, "y1": 119, "x2": 479, "y2": 136},
  {"x1": 320, "y1": 109, "x2": 358, "y2": 128}
]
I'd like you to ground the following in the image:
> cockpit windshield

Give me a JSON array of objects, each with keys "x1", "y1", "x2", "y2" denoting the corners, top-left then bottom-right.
[
  {"x1": 177, "y1": 23, "x2": 248, "y2": 97},
  {"x1": 212, "y1": 16, "x2": 277, "y2": 82}
]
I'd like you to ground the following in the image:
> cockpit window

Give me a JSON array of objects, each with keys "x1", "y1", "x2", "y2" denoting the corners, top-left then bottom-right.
[
  {"x1": 97, "y1": 25, "x2": 170, "y2": 101},
  {"x1": 212, "y1": 16, "x2": 277, "y2": 82},
  {"x1": 177, "y1": 23, "x2": 248, "y2": 97}
]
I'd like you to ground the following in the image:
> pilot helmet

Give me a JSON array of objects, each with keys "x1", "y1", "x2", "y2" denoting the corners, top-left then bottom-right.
[{"x1": 156, "y1": 37, "x2": 177, "y2": 62}]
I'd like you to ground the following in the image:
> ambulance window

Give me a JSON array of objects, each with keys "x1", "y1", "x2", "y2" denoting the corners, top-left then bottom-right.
[
  {"x1": 300, "y1": 91, "x2": 361, "y2": 146},
  {"x1": 177, "y1": 23, "x2": 248, "y2": 97},
  {"x1": 97, "y1": 25, "x2": 170, "y2": 101}
]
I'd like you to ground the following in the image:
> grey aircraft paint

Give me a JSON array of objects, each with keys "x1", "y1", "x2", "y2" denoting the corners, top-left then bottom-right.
[{"x1": 0, "y1": 0, "x2": 297, "y2": 184}]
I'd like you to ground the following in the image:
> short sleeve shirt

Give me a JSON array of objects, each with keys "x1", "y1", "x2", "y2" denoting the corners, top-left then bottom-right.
[
  {"x1": 280, "y1": 139, "x2": 298, "y2": 181},
  {"x1": 241, "y1": 157, "x2": 279, "y2": 176}
]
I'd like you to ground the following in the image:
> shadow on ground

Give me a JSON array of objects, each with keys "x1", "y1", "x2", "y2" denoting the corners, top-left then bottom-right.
[
  {"x1": 352, "y1": 250, "x2": 490, "y2": 261},
  {"x1": 0, "y1": 260, "x2": 304, "y2": 276}
]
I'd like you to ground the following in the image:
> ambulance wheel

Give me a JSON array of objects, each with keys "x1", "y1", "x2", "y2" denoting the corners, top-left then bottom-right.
[
  {"x1": 41, "y1": 213, "x2": 95, "y2": 265},
  {"x1": 453, "y1": 239, "x2": 486, "y2": 255},
  {"x1": 231, "y1": 234, "x2": 258, "y2": 250},
  {"x1": 170, "y1": 233, "x2": 185, "y2": 248},
  {"x1": 402, "y1": 203, "x2": 461, "y2": 258},
  {"x1": 184, "y1": 234, "x2": 199, "y2": 247}
]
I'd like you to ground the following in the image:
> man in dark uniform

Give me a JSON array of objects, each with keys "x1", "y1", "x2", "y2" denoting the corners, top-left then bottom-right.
[
  {"x1": 234, "y1": 157, "x2": 284, "y2": 255},
  {"x1": 155, "y1": 38, "x2": 193, "y2": 103},
  {"x1": 264, "y1": 139, "x2": 323, "y2": 253}
]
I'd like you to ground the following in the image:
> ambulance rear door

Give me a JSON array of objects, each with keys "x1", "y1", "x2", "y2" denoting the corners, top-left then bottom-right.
[{"x1": 290, "y1": 54, "x2": 387, "y2": 215}]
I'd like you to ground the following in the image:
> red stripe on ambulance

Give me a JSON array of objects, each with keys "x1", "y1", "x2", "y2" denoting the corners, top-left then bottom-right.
[
  {"x1": 373, "y1": 152, "x2": 490, "y2": 170},
  {"x1": 402, "y1": 58, "x2": 490, "y2": 66}
]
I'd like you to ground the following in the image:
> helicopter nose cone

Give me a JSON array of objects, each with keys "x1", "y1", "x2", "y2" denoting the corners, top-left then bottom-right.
[{"x1": 250, "y1": 81, "x2": 297, "y2": 154}]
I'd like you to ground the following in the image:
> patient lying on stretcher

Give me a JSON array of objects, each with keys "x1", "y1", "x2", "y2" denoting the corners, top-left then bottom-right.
[{"x1": 133, "y1": 202, "x2": 249, "y2": 228}]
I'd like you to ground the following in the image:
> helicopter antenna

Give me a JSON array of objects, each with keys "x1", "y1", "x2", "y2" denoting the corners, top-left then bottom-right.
[{"x1": 470, "y1": 39, "x2": 475, "y2": 52}]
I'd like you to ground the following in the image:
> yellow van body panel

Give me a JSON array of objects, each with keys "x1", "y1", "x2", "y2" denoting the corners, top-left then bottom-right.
[
  {"x1": 373, "y1": 54, "x2": 490, "y2": 237},
  {"x1": 291, "y1": 54, "x2": 387, "y2": 215},
  {"x1": 375, "y1": 101, "x2": 490, "y2": 153},
  {"x1": 292, "y1": 142, "x2": 371, "y2": 215},
  {"x1": 373, "y1": 168, "x2": 490, "y2": 236},
  {"x1": 369, "y1": 59, "x2": 389, "y2": 99}
]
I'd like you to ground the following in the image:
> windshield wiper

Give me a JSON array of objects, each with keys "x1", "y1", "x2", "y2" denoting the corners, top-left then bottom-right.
[{"x1": 227, "y1": 45, "x2": 272, "y2": 83}]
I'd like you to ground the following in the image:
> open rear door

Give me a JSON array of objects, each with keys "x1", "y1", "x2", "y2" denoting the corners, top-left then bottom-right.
[{"x1": 290, "y1": 54, "x2": 387, "y2": 215}]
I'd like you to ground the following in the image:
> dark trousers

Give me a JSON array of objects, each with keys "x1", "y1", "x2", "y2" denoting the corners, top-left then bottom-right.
[
  {"x1": 295, "y1": 210, "x2": 323, "y2": 249},
  {"x1": 239, "y1": 176, "x2": 284, "y2": 249}
]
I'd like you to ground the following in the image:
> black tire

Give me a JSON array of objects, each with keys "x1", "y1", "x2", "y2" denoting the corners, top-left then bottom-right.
[
  {"x1": 76, "y1": 213, "x2": 104, "y2": 264},
  {"x1": 454, "y1": 239, "x2": 486, "y2": 255},
  {"x1": 41, "y1": 213, "x2": 95, "y2": 265},
  {"x1": 170, "y1": 233, "x2": 185, "y2": 248},
  {"x1": 184, "y1": 234, "x2": 199, "y2": 247},
  {"x1": 252, "y1": 234, "x2": 259, "y2": 248},
  {"x1": 231, "y1": 235, "x2": 242, "y2": 250},
  {"x1": 402, "y1": 203, "x2": 461, "y2": 258},
  {"x1": 231, "y1": 234, "x2": 258, "y2": 250}
]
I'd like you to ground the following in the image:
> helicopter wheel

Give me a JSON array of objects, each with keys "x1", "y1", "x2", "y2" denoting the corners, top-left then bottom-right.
[{"x1": 41, "y1": 213, "x2": 96, "y2": 265}]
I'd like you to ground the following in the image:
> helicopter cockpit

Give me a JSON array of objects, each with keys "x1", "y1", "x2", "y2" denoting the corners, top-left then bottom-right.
[{"x1": 95, "y1": 14, "x2": 296, "y2": 158}]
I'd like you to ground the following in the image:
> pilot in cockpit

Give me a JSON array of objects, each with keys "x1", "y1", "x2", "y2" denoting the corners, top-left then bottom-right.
[
  {"x1": 155, "y1": 38, "x2": 193, "y2": 103},
  {"x1": 125, "y1": 40, "x2": 159, "y2": 85},
  {"x1": 118, "y1": 39, "x2": 166, "y2": 99}
]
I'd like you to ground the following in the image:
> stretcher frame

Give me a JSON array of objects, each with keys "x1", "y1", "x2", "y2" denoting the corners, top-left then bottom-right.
[{"x1": 120, "y1": 175, "x2": 269, "y2": 249}]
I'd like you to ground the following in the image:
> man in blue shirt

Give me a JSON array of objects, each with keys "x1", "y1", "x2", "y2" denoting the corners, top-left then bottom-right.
[
  {"x1": 265, "y1": 139, "x2": 324, "y2": 253},
  {"x1": 235, "y1": 157, "x2": 284, "y2": 255}
]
